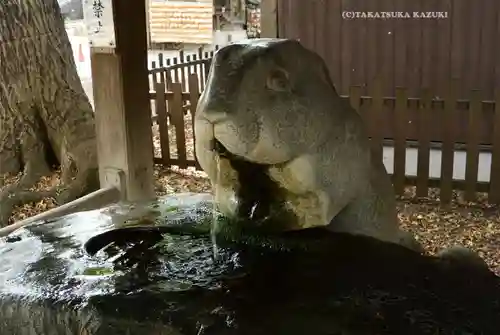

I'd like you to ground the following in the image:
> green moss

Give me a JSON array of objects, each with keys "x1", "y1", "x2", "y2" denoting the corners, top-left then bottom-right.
[
  {"x1": 82, "y1": 267, "x2": 114, "y2": 276},
  {"x1": 164, "y1": 206, "x2": 178, "y2": 213}
]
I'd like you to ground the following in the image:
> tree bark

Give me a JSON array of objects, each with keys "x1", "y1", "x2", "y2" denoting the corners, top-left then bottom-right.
[{"x1": 0, "y1": 0, "x2": 99, "y2": 225}]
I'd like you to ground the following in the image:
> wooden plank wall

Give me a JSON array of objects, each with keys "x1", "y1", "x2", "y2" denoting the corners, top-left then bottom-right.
[{"x1": 277, "y1": 0, "x2": 500, "y2": 100}]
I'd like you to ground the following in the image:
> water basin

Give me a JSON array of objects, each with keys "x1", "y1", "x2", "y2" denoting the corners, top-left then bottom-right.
[{"x1": 0, "y1": 193, "x2": 499, "y2": 334}]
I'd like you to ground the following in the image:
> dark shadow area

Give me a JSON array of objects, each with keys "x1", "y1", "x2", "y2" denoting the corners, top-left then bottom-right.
[
  {"x1": 87, "y1": 225, "x2": 500, "y2": 335},
  {"x1": 213, "y1": 138, "x2": 297, "y2": 231}
]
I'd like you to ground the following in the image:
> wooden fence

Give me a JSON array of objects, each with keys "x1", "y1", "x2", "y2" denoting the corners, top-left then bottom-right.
[
  {"x1": 148, "y1": 47, "x2": 217, "y2": 124},
  {"x1": 347, "y1": 81, "x2": 500, "y2": 204},
  {"x1": 146, "y1": 53, "x2": 500, "y2": 205},
  {"x1": 149, "y1": 47, "x2": 217, "y2": 92}
]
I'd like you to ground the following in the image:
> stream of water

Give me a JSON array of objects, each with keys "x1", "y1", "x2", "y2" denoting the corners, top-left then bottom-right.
[{"x1": 211, "y1": 155, "x2": 222, "y2": 260}]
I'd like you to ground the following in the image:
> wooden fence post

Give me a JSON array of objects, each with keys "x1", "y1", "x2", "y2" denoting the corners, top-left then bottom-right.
[
  {"x1": 489, "y1": 89, "x2": 500, "y2": 203},
  {"x1": 370, "y1": 78, "x2": 384, "y2": 162},
  {"x1": 393, "y1": 87, "x2": 408, "y2": 196},
  {"x1": 464, "y1": 89, "x2": 481, "y2": 202},
  {"x1": 149, "y1": 60, "x2": 156, "y2": 95},
  {"x1": 154, "y1": 82, "x2": 171, "y2": 166},
  {"x1": 179, "y1": 50, "x2": 187, "y2": 91},
  {"x1": 416, "y1": 89, "x2": 432, "y2": 198},
  {"x1": 196, "y1": 48, "x2": 205, "y2": 90},
  {"x1": 157, "y1": 53, "x2": 165, "y2": 84},
  {"x1": 169, "y1": 83, "x2": 187, "y2": 168},
  {"x1": 203, "y1": 51, "x2": 212, "y2": 87},
  {"x1": 188, "y1": 73, "x2": 201, "y2": 170},
  {"x1": 165, "y1": 58, "x2": 173, "y2": 89},
  {"x1": 172, "y1": 56, "x2": 180, "y2": 83},
  {"x1": 440, "y1": 80, "x2": 457, "y2": 205},
  {"x1": 185, "y1": 55, "x2": 191, "y2": 90}
]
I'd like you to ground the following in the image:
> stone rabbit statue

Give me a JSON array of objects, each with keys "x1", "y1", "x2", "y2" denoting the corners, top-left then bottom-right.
[{"x1": 194, "y1": 38, "x2": 487, "y2": 267}]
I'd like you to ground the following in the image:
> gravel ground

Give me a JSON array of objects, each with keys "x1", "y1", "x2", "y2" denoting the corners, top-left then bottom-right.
[{"x1": 1, "y1": 115, "x2": 500, "y2": 275}]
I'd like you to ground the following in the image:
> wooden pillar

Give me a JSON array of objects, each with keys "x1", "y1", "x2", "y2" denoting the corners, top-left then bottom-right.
[
  {"x1": 89, "y1": 0, "x2": 155, "y2": 201},
  {"x1": 260, "y1": 0, "x2": 278, "y2": 38},
  {"x1": 145, "y1": 0, "x2": 151, "y2": 49}
]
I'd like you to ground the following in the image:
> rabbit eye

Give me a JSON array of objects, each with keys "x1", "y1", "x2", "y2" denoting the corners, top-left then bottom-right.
[{"x1": 266, "y1": 68, "x2": 290, "y2": 92}]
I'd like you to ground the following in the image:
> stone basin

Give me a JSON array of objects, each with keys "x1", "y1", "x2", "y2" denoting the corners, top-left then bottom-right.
[{"x1": 0, "y1": 193, "x2": 499, "y2": 334}]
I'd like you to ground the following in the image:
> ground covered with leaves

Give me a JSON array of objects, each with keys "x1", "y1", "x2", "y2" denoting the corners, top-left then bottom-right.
[{"x1": 1, "y1": 116, "x2": 499, "y2": 275}]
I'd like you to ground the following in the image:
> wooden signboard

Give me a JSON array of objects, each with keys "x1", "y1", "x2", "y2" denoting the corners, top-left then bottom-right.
[
  {"x1": 149, "y1": 0, "x2": 214, "y2": 45},
  {"x1": 82, "y1": 0, "x2": 116, "y2": 48}
]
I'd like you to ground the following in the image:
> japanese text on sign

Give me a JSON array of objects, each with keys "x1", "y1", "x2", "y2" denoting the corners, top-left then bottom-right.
[{"x1": 82, "y1": 0, "x2": 116, "y2": 48}]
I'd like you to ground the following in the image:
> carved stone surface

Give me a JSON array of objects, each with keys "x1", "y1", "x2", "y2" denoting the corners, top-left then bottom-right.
[{"x1": 0, "y1": 193, "x2": 499, "y2": 334}]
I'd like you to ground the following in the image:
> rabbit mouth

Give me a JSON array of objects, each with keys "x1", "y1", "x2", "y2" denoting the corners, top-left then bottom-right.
[
  {"x1": 210, "y1": 140, "x2": 295, "y2": 225},
  {"x1": 211, "y1": 138, "x2": 249, "y2": 162},
  {"x1": 210, "y1": 138, "x2": 227, "y2": 155}
]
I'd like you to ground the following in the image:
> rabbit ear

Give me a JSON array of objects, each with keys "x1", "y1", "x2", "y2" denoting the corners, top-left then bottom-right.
[{"x1": 265, "y1": 67, "x2": 290, "y2": 92}]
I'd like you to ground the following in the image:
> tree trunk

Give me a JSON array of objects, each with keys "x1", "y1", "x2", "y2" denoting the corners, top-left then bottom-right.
[{"x1": 0, "y1": 0, "x2": 99, "y2": 225}]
